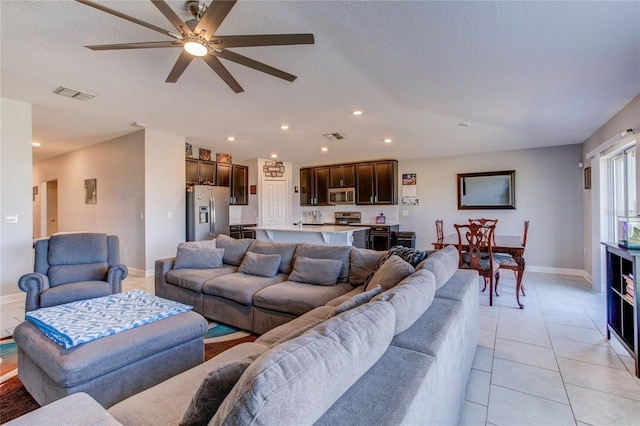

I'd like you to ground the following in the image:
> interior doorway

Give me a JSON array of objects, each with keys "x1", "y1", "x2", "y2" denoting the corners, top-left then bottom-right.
[{"x1": 43, "y1": 180, "x2": 58, "y2": 236}]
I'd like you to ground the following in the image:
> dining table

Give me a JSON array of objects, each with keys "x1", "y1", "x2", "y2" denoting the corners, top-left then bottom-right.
[{"x1": 434, "y1": 234, "x2": 526, "y2": 308}]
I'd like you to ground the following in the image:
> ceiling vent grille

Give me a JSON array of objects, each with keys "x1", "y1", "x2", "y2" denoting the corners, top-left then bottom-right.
[
  {"x1": 53, "y1": 86, "x2": 95, "y2": 101},
  {"x1": 323, "y1": 132, "x2": 346, "y2": 141}
]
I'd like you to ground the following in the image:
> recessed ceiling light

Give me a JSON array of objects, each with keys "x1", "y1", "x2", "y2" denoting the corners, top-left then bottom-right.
[
  {"x1": 271, "y1": 154, "x2": 278, "y2": 158},
  {"x1": 321, "y1": 147, "x2": 328, "y2": 152},
  {"x1": 280, "y1": 125, "x2": 289, "y2": 130},
  {"x1": 227, "y1": 136, "x2": 235, "y2": 141},
  {"x1": 458, "y1": 122, "x2": 471, "y2": 128},
  {"x1": 383, "y1": 138, "x2": 392, "y2": 143},
  {"x1": 352, "y1": 110, "x2": 363, "y2": 116},
  {"x1": 32, "y1": 142, "x2": 41, "y2": 147}
]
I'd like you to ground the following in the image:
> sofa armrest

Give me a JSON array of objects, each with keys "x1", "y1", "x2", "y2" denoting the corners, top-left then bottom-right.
[
  {"x1": 107, "y1": 264, "x2": 128, "y2": 294},
  {"x1": 17, "y1": 273, "x2": 49, "y2": 312},
  {"x1": 155, "y1": 257, "x2": 176, "y2": 298},
  {"x1": 4, "y1": 392, "x2": 122, "y2": 426}
]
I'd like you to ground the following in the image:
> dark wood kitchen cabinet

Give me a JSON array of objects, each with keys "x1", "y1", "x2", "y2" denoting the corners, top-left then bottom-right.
[
  {"x1": 216, "y1": 163, "x2": 248, "y2": 205},
  {"x1": 185, "y1": 158, "x2": 216, "y2": 185},
  {"x1": 329, "y1": 164, "x2": 355, "y2": 188},
  {"x1": 355, "y1": 160, "x2": 398, "y2": 205},
  {"x1": 300, "y1": 166, "x2": 330, "y2": 206}
]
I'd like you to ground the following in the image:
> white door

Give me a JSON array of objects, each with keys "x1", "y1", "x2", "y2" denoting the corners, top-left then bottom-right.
[{"x1": 262, "y1": 180, "x2": 287, "y2": 226}]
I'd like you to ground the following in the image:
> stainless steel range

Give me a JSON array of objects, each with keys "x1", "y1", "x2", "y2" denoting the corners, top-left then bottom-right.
[{"x1": 334, "y1": 211, "x2": 361, "y2": 225}]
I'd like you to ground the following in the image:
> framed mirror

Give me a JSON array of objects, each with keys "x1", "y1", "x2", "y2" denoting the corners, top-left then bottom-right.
[{"x1": 457, "y1": 170, "x2": 515, "y2": 210}]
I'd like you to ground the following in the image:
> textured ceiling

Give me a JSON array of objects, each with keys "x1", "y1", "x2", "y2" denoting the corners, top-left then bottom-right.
[{"x1": 1, "y1": 1, "x2": 639, "y2": 166}]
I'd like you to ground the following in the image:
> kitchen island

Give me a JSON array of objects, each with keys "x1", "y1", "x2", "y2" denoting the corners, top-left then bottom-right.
[{"x1": 249, "y1": 225, "x2": 369, "y2": 247}]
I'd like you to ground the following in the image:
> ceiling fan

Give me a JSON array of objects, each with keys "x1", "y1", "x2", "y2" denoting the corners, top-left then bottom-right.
[{"x1": 76, "y1": 0, "x2": 315, "y2": 93}]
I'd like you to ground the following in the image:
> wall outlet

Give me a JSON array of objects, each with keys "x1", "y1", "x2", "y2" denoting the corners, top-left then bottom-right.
[
  {"x1": 167, "y1": 212, "x2": 173, "y2": 219},
  {"x1": 402, "y1": 210, "x2": 409, "y2": 217},
  {"x1": 4, "y1": 214, "x2": 18, "y2": 223}
]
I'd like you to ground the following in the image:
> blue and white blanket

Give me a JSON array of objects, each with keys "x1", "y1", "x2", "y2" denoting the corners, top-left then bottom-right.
[{"x1": 26, "y1": 290, "x2": 192, "y2": 349}]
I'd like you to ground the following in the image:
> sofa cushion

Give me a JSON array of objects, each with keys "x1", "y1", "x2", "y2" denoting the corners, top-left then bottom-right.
[
  {"x1": 238, "y1": 252, "x2": 281, "y2": 278},
  {"x1": 324, "y1": 286, "x2": 365, "y2": 307},
  {"x1": 416, "y1": 245, "x2": 459, "y2": 289},
  {"x1": 202, "y1": 272, "x2": 287, "y2": 305},
  {"x1": 373, "y1": 269, "x2": 437, "y2": 334},
  {"x1": 288, "y1": 256, "x2": 343, "y2": 286},
  {"x1": 211, "y1": 301, "x2": 395, "y2": 426},
  {"x1": 255, "y1": 305, "x2": 337, "y2": 347},
  {"x1": 48, "y1": 263, "x2": 109, "y2": 287},
  {"x1": 253, "y1": 281, "x2": 353, "y2": 316},
  {"x1": 248, "y1": 240, "x2": 297, "y2": 274},
  {"x1": 364, "y1": 255, "x2": 415, "y2": 292},
  {"x1": 40, "y1": 281, "x2": 113, "y2": 308},
  {"x1": 180, "y1": 352, "x2": 263, "y2": 426},
  {"x1": 165, "y1": 266, "x2": 237, "y2": 293},
  {"x1": 293, "y1": 243, "x2": 352, "y2": 283},
  {"x1": 349, "y1": 248, "x2": 387, "y2": 286},
  {"x1": 48, "y1": 233, "x2": 108, "y2": 265},
  {"x1": 215, "y1": 234, "x2": 252, "y2": 266},
  {"x1": 334, "y1": 285, "x2": 382, "y2": 315},
  {"x1": 174, "y1": 247, "x2": 224, "y2": 269}
]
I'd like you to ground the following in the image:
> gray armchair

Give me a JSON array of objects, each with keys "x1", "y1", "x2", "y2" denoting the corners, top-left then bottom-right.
[{"x1": 18, "y1": 233, "x2": 128, "y2": 312}]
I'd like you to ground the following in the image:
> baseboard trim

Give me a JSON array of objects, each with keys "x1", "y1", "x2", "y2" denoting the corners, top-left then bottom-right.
[
  {"x1": 527, "y1": 265, "x2": 590, "y2": 279},
  {"x1": 1, "y1": 292, "x2": 25, "y2": 306}
]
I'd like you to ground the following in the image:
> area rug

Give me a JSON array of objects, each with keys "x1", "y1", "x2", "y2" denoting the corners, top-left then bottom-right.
[{"x1": 0, "y1": 322, "x2": 256, "y2": 424}]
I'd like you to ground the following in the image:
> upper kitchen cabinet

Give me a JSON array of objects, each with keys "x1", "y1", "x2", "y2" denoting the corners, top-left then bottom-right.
[
  {"x1": 300, "y1": 166, "x2": 330, "y2": 206},
  {"x1": 185, "y1": 158, "x2": 216, "y2": 185},
  {"x1": 216, "y1": 163, "x2": 248, "y2": 205},
  {"x1": 329, "y1": 164, "x2": 355, "y2": 188},
  {"x1": 186, "y1": 158, "x2": 199, "y2": 185},
  {"x1": 355, "y1": 160, "x2": 398, "y2": 205}
]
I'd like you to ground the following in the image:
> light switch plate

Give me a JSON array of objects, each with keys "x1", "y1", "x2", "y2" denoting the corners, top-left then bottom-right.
[{"x1": 4, "y1": 214, "x2": 18, "y2": 223}]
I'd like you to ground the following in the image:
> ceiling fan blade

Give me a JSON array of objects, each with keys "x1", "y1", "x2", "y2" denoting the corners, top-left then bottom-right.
[
  {"x1": 214, "y1": 34, "x2": 315, "y2": 48},
  {"x1": 216, "y1": 50, "x2": 296, "y2": 82},
  {"x1": 195, "y1": 0, "x2": 237, "y2": 40},
  {"x1": 202, "y1": 55, "x2": 244, "y2": 93},
  {"x1": 166, "y1": 51, "x2": 194, "y2": 83},
  {"x1": 151, "y1": 0, "x2": 191, "y2": 36},
  {"x1": 86, "y1": 41, "x2": 181, "y2": 50},
  {"x1": 75, "y1": 0, "x2": 177, "y2": 39}
]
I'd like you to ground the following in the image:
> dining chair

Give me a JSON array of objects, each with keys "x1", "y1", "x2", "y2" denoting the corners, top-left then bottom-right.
[
  {"x1": 454, "y1": 223, "x2": 500, "y2": 306},
  {"x1": 469, "y1": 218, "x2": 498, "y2": 246},
  {"x1": 494, "y1": 220, "x2": 529, "y2": 296},
  {"x1": 434, "y1": 219, "x2": 444, "y2": 247}
]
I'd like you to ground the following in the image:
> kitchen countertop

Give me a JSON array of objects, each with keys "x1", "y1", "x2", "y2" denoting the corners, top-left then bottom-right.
[
  {"x1": 349, "y1": 222, "x2": 400, "y2": 227},
  {"x1": 248, "y1": 225, "x2": 370, "y2": 233}
]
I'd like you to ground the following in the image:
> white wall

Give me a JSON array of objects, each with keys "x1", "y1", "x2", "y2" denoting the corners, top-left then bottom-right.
[
  {"x1": 32, "y1": 131, "x2": 146, "y2": 270},
  {"x1": 143, "y1": 129, "x2": 186, "y2": 274},
  {"x1": 398, "y1": 145, "x2": 584, "y2": 272},
  {"x1": 0, "y1": 98, "x2": 33, "y2": 303}
]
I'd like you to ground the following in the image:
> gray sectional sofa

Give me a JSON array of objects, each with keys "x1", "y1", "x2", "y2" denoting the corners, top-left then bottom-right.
[{"x1": 8, "y1": 239, "x2": 479, "y2": 426}]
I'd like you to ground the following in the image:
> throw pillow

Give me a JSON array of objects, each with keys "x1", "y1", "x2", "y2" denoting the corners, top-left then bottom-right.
[
  {"x1": 238, "y1": 251, "x2": 282, "y2": 278},
  {"x1": 363, "y1": 245, "x2": 428, "y2": 288},
  {"x1": 288, "y1": 256, "x2": 343, "y2": 286},
  {"x1": 334, "y1": 285, "x2": 382, "y2": 315},
  {"x1": 215, "y1": 234, "x2": 252, "y2": 266},
  {"x1": 180, "y1": 353, "x2": 261, "y2": 426},
  {"x1": 349, "y1": 248, "x2": 387, "y2": 285},
  {"x1": 178, "y1": 239, "x2": 216, "y2": 249},
  {"x1": 174, "y1": 247, "x2": 224, "y2": 269},
  {"x1": 364, "y1": 255, "x2": 415, "y2": 292}
]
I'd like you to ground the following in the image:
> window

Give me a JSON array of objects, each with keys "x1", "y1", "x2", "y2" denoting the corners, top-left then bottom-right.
[{"x1": 609, "y1": 145, "x2": 636, "y2": 241}]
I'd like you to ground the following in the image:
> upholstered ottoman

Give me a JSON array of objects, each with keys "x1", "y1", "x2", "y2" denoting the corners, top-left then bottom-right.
[{"x1": 13, "y1": 310, "x2": 208, "y2": 408}]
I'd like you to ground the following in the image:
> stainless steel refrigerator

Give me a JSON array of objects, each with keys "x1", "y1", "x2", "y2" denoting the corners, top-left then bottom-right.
[{"x1": 186, "y1": 185, "x2": 230, "y2": 241}]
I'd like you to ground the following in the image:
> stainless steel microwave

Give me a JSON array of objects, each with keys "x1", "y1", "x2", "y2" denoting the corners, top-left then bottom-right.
[{"x1": 329, "y1": 187, "x2": 356, "y2": 205}]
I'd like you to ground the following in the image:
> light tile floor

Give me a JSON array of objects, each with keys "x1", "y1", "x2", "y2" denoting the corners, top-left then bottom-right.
[
  {"x1": 3, "y1": 272, "x2": 640, "y2": 425},
  {"x1": 459, "y1": 272, "x2": 640, "y2": 426}
]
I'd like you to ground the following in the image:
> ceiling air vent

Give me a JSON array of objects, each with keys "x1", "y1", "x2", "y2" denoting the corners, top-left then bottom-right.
[
  {"x1": 323, "y1": 132, "x2": 346, "y2": 141},
  {"x1": 53, "y1": 86, "x2": 95, "y2": 101}
]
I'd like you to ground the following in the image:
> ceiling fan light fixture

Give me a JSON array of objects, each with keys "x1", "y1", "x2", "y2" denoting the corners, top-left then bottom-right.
[{"x1": 183, "y1": 38, "x2": 208, "y2": 57}]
